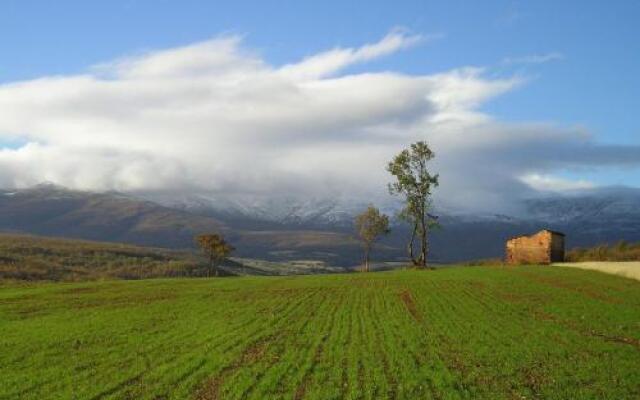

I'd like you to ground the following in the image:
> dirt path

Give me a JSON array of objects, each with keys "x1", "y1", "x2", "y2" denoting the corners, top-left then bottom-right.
[{"x1": 555, "y1": 262, "x2": 640, "y2": 281}]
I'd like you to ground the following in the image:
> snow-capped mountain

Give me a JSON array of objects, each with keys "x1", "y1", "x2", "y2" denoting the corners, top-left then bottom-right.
[
  {"x1": 1, "y1": 184, "x2": 639, "y2": 265},
  {"x1": 0, "y1": 183, "x2": 226, "y2": 248},
  {"x1": 519, "y1": 187, "x2": 640, "y2": 244},
  {"x1": 524, "y1": 187, "x2": 640, "y2": 223},
  {"x1": 143, "y1": 186, "x2": 640, "y2": 234},
  {"x1": 142, "y1": 192, "x2": 404, "y2": 226}
]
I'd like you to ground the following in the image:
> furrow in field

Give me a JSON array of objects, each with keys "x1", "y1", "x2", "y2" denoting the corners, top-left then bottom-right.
[
  {"x1": 291, "y1": 288, "x2": 347, "y2": 400},
  {"x1": 74, "y1": 302, "x2": 261, "y2": 399},
  {"x1": 195, "y1": 287, "x2": 331, "y2": 399},
  {"x1": 184, "y1": 286, "x2": 325, "y2": 394},
  {"x1": 236, "y1": 288, "x2": 340, "y2": 399},
  {"x1": 408, "y1": 276, "x2": 520, "y2": 397},
  {"x1": 55, "y1": 283, "x2": 319, "y2": 399},
  {"x1": 358, "y1": 281, "x2": 389, "y2": 399}
]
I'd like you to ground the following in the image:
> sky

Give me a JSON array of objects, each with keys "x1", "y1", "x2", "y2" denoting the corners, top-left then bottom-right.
[{"x1": 0, "y1": 1, "x2": 638, "y2": 212}]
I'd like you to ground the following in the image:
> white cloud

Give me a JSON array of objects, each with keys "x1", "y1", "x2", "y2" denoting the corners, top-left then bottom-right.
[
  {"x1": 0, "y1": 32, "x2": 637, "y2": 212},
  {"x1": 279, "y1": 29, "x2": 426, "y2": 80},
  {"x1": 520, "y1": 174, "x2": 595, "y2": 192}
]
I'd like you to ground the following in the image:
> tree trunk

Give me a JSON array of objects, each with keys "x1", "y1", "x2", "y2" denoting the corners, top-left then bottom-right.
[
  {"x1": 420, "y1": 219, "x2": 427, "y2": 268},
  {"x1": 363, "y1": 245, "x2": 370, "y2": 272},
  {"x1": 365, "y1": 247, "x2": 370, "y2": 272},
  {"x1": 408, "y1": 222, "x2": 418, "y2": 266},
  {"x1": 418, "y1": 201, "x2": 428, "y2": 268}
]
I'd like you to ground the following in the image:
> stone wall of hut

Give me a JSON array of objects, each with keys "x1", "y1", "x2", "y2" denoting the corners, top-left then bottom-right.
[{"x1": 506, "y1": 230, "x2": 564, "y2": 265}]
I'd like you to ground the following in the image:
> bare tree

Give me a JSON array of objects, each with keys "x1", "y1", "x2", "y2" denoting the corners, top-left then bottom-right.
[
  {"x1": 195, "y1": 233, "x2": 234, "y2": 277},
  {"x1": 355, "y1": 205, "x2": 390, "y2": 272}
]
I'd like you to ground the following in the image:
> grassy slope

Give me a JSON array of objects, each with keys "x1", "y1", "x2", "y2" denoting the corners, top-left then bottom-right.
[
  {"x1": 1, "y1": 267, "x2": 639, "y2": 399},
  {"x1": 0, "y1": 234, "x2": 346, "y2": 281},
  {"x1": 0, "y1": 233, "x2": 205, "y2": 281}
]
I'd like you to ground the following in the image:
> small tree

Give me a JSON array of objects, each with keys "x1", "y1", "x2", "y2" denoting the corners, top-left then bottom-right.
[
  {"x1": 195, "y1": 233, "x2": 234, "y2": 277},
  {"x1": 355, "y1": 205, "x2": 390, "y2": 272},
  {"x1": 387, "y1": 141, "x2": 439, "y2": 268}
]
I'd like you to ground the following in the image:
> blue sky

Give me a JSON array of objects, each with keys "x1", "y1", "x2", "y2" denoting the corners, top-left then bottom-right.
[
  {"x1": 2, "y1": 1, "x2": 638, "y2": 140},
  {"x1": 0, "y1": 0, "x2": 638, "y2": 204}
]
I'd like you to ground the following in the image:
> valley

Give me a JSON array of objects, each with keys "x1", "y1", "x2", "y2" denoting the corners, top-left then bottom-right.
[{"x1": 1, "y1": 184, "x2": 640, "y2": 267}]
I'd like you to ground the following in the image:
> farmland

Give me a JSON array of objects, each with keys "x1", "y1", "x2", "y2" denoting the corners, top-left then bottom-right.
[{"x1": 1, "y1": 266, "x2": 639, "y2": 399}]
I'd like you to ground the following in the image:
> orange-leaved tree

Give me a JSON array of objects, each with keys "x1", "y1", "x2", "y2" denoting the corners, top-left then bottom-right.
[{"x1": 195, "y1": 233, "x2": 234, "y2": 277}]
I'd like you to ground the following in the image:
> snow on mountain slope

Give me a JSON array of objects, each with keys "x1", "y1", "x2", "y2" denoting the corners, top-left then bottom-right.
[
  {"x1": 143, "y1": 192, "x2": 404, "y2": 226},
  {"x1": 143, "y1": 187, "x2": 640, "y2": 229},
  {"x1": 524, "y1": 187, "x2": 640, "y2": 223},
  {"x1": 2, "y1": 184, "x2": 639, "y2": 265}
]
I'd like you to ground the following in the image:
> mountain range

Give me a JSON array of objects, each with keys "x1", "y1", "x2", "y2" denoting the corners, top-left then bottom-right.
[{"x1": 1, "y1": 183, "x2": 639, "y2": 266}]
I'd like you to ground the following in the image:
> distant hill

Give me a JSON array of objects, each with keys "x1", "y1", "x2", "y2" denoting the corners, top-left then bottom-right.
[
  {"x1": 0, "y1": 183, "x2": 227, "y2": 248},
  {"x1": 0, "y1": 233, "x2": 347, "y2": 281},
  {"x1": 1, "y1": 184, "x2": 639, "y2": 266},
  {"x1": 146, "y1": 187, "x2": 640, "y2": 263},
  {"x1": 0, "y1": 233, "x2": 206, "y2": 281},
  {"x1": 523, "y1": 187, "x2": 640, "y2": 245}
]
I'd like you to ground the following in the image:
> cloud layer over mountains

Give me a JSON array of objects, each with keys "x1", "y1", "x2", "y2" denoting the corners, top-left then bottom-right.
[{"x1": 0, "y1": 31, "x2": 638, "y2": 212}]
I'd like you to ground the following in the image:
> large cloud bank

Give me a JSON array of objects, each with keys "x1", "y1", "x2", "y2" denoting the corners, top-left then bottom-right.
[{"x1": 0, "y1": 31, "x2": 638, "y2": 212}]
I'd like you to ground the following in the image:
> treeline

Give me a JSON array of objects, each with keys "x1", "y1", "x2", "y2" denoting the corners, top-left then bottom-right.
[
  {"x1": 566, "y1": 241, "x2": 640, "y2": 262},
  {"x1": 0, "y1": 234, "x2": 214, "y2": 282}
]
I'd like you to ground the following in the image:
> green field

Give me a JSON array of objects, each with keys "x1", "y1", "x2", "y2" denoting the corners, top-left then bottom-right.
[{"x1": 1, "y1": 267, "x2": 639, "y2": 399}]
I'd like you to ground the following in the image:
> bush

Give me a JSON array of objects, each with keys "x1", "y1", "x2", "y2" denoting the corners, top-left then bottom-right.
[{"x1": 566, "y1": 241, "x2": 640, "y2": 262}]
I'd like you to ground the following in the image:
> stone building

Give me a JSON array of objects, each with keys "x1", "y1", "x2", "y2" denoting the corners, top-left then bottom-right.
[{"x1": 505, "y1": 230, "x2": 565, "y2": 265}]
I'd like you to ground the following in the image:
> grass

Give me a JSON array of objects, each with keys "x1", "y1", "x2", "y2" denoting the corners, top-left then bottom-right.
[{"x1": 0, "y1": 266, "x2": 639, "y2": 399}]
